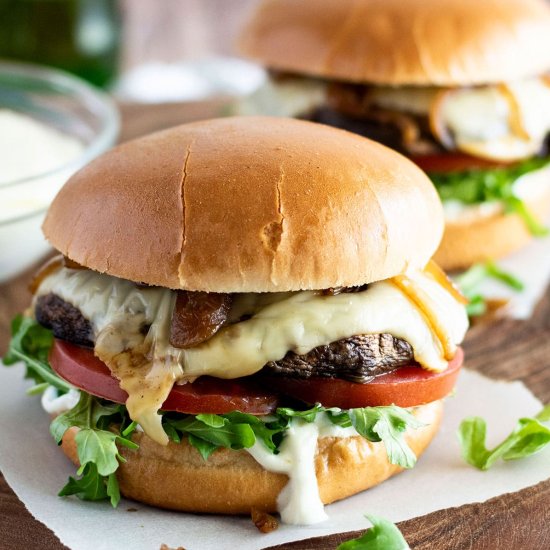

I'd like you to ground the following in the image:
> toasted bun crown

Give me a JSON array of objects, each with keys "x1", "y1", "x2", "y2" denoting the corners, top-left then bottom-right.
[
  {"x1": 43, "y1": 117, "x2": 442, "y2": 292},
  {"x1": 239, "y1": 0, "x2": 550, "y2": 86}
]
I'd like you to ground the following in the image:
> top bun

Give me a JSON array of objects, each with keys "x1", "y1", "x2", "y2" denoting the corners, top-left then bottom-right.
[
  {"x1": 43, "y1": 117, "x2": 442, "y2": 292},
  {"x1": 239, "y1": 0, "x2": 550, "y2": 86}
]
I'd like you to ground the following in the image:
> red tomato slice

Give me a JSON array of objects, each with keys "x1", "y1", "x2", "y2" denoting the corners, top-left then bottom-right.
[
  {"x1": 260, "y1": 348, "x2": 464, "y2": 409},
  {"x1": 411, "y1": 153, "x2": 515, "y2": 174},
  {"x1": 49, "y1": 340, "x2": 279, "y2": 415}
]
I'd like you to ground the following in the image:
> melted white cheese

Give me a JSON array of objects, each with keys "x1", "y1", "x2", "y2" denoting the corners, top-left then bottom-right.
[
  {"x1": 439, "y1": 79, "x2": 550, "y2": 160},
  {"x1": 36, "y1": 270, "x2": 179, "y2": 444},
  {"x1": 236, "y1": 77, "x2": 327, "y2": 117},
  {"x1": 371, "y1": 78, "x2": 550, "y2": 162},
  {"x1": 369, "y1": 86, "x2": 437, "y2": 116},
  {"x1": 36, "y1": 268, "x2": 468, "y2": 444}
]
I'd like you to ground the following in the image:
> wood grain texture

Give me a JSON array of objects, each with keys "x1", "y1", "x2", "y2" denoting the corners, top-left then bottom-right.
[{"x1": 0, "y1": 102, "x2": 549, "y2": 550}]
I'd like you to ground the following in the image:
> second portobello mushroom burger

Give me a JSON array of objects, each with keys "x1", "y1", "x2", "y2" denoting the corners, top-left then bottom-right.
[
  {"x1": 9, "y1": 117, "x2": 468, "y2": 525},
  {"x1": 239, "y1": 0, "x2": 550, "y2": 270}
]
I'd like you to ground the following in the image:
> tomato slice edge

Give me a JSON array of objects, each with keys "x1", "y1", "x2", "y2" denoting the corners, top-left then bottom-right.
[
  {"x1": 49, "y1": 340, "x2": 279, "y2": 415},
  {"x1": 259, "y1": 348, "x2": 464, "y2": 409},
  {"x1": 411, "y1": 152, "x2": 515, "y2": 174},
  {"x1": 50, "y1": 339, "x2": 463, "y2": 413}
]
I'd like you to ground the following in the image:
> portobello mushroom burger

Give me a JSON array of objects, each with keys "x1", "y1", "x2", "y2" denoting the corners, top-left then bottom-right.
[{"x1": 4, "y1": 117, "x2": 468, "y2": 525}]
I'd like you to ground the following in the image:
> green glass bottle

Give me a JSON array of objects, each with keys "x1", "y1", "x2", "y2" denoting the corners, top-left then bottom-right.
[{"x1": 0, "y1": 0, "x2": 121, "y2": 88}]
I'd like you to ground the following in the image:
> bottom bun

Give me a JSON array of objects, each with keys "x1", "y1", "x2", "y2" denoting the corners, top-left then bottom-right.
[
  {"x1": 60, "y1": 400, "x2": 442, "y2": 514},
  {"x1": 434, "y1": 180, "x2": 550, "y2": 272}
]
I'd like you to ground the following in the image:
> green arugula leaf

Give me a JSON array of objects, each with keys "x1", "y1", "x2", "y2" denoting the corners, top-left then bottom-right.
[
  {"x1": 276, "y1": 403, "x2": 325, "y2": 423},
  {"x1": 484, "y1": 261, "x2": 524, "y2": 291},
  {"x1": 187, "y1": 434, "x2": 219, "y2": 460},
  {"x1": 59, "y1": 463, "x2": 109, "y2": 501},
  {"x1": 106, "y1": 472, "x2": 121, "y2": 507},
  {"x1": 75, "y1": 429, "x2": 124, "y2": 476},
  {"x1": 337, "y1": 514, "x2": 410, "y2": 550},
  {"x1": 164, "y1": 404, "x2": 425, "y2": 469},
  {"x1": 326, "y1": 409, "x2": 353, "y2": 428},
  {"x1": 504, "y1": 196, "x2": 549, "y2": 237},
  {"x1": 536, "y1": 405, "x2": 550, "y2": 422},
  {"x1": 51, "y1": 392, "x2": 137, "y2": 507},
  {"x1": 163, "y1": 422, "x2": 181, "y2": 444},
  {"x1": 348, "y1": 407, "x2": 424, "y2": 469},
  {"x1": 222, "y1": 411, "x2": 283, "y2": 453},
  {"x1": 430, "y1": 157, "x2": 550, "y2": 236},
  {"x1": 458, "y1": 406, "x2": 550, "y2": 470},
  {"x1": 3, "y1": 315, "x2": 72, "y2": 392},
  {"x1": 26, "y1": 382, "x2": 50, "y2": 395},
  {"x1": 463, "y1": 294, "x2": 487, "y2": 317},
  {"x1": 164, "y1": 415, "x2": 256, "y2": 454},
  {"x1": 195, "y1": 413, "x2": 226, "y2": 428},
  {"x1": 456, "y1": 262, "x2": 524, "y2": 295},
  {"x1": 454, "y1": 261, "x2": 524, "y2": 318},
  {"x1": 121, "y1": 421, "x2": 138, "y2": 438},
  {"x1": 58, "y1": 463, "x2": 120, "y2": 507}
]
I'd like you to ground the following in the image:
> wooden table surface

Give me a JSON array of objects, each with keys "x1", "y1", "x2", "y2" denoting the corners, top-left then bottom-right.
[{"x1": 1, "y1": 102, "x2": 549, "y2": 550}]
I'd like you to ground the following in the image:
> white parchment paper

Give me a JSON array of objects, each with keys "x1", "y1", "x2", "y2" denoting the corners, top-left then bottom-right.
[{"x1": 0, "y1": 365, "x2": 549, "y2": 550}]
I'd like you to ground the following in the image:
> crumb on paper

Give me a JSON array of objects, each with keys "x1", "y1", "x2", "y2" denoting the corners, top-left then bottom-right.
[
  {"x1": 159, "y1": 544, "x2": 186, "y2": 550},
  {"x1": 251, "y1": 507, "x2": 279, "y2": 533}
]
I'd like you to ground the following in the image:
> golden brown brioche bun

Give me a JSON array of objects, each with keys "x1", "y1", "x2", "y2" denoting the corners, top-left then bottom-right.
[
  {"x1": 239, "y1": 0, "x2": 550, "y2": 86},
  {"x1": 43, "y1": 117, "x2": 443, "y2": 292},
  {"x1": 60, "y1": 400, "x2": 442, "y2": 514},
  {"x1": 434, "y1": 183, "x2": 550, "y2": 271}
]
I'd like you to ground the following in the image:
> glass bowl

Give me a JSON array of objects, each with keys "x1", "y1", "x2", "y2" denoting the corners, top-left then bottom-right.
[{"x1": 0, "y1": 61, "x2": 119, "y2": 282}]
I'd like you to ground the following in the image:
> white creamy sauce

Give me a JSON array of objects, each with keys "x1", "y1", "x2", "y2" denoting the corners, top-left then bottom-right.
[
  {"x1": 0, "y1": 110, "x2": 84, "y2": 184},
  {"x1": 246, "y1": 408, "x2": 401, "y2": 525},
  {"x1": 41, "y1": 386, "x2": 80, "y2": 415},
  {"x1": 248, "y1": 420, "x2": 327, "y2": 525},
  {"x1": 0, "y1": 110, "x2": 85, "y2": 222},
  {"x1": 246, "y1": 413, "x2": 359, "y2": 525},
  {"x1": 36, "y1": 267, "x2": 467, "y2": 445},
  {"x1": 0, "y1": 111, "x2": 87, "y2": 282}
]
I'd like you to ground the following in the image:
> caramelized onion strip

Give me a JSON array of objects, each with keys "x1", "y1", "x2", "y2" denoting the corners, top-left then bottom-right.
[
  {"x1": 29, "y1": 255, "x2": 64, "y2": 294},
  {"x1": 169, "y1": 291, "x2": 232, "y2": 349}
]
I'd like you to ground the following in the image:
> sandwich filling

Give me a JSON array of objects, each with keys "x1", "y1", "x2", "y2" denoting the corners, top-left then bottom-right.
[
  {"x1": 32, "y1": 259, "x2": 468, "y2": 446},
  {"x1": 239, "y1": 74, "x2": 550, "y2": 231}
]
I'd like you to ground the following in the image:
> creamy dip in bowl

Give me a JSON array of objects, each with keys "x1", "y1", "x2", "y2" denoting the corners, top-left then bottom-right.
[{"x1": 0, "y1": 61, "x2": 119, "y2": 282}]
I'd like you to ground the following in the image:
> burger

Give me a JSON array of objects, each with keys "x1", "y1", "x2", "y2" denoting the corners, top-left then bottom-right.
[
  {"x1": 4, "y1": 117, "x2": 468, "y2": 525},
  {"x1": 238, "y1": 0, "x2": 550, "y2": 270}
]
